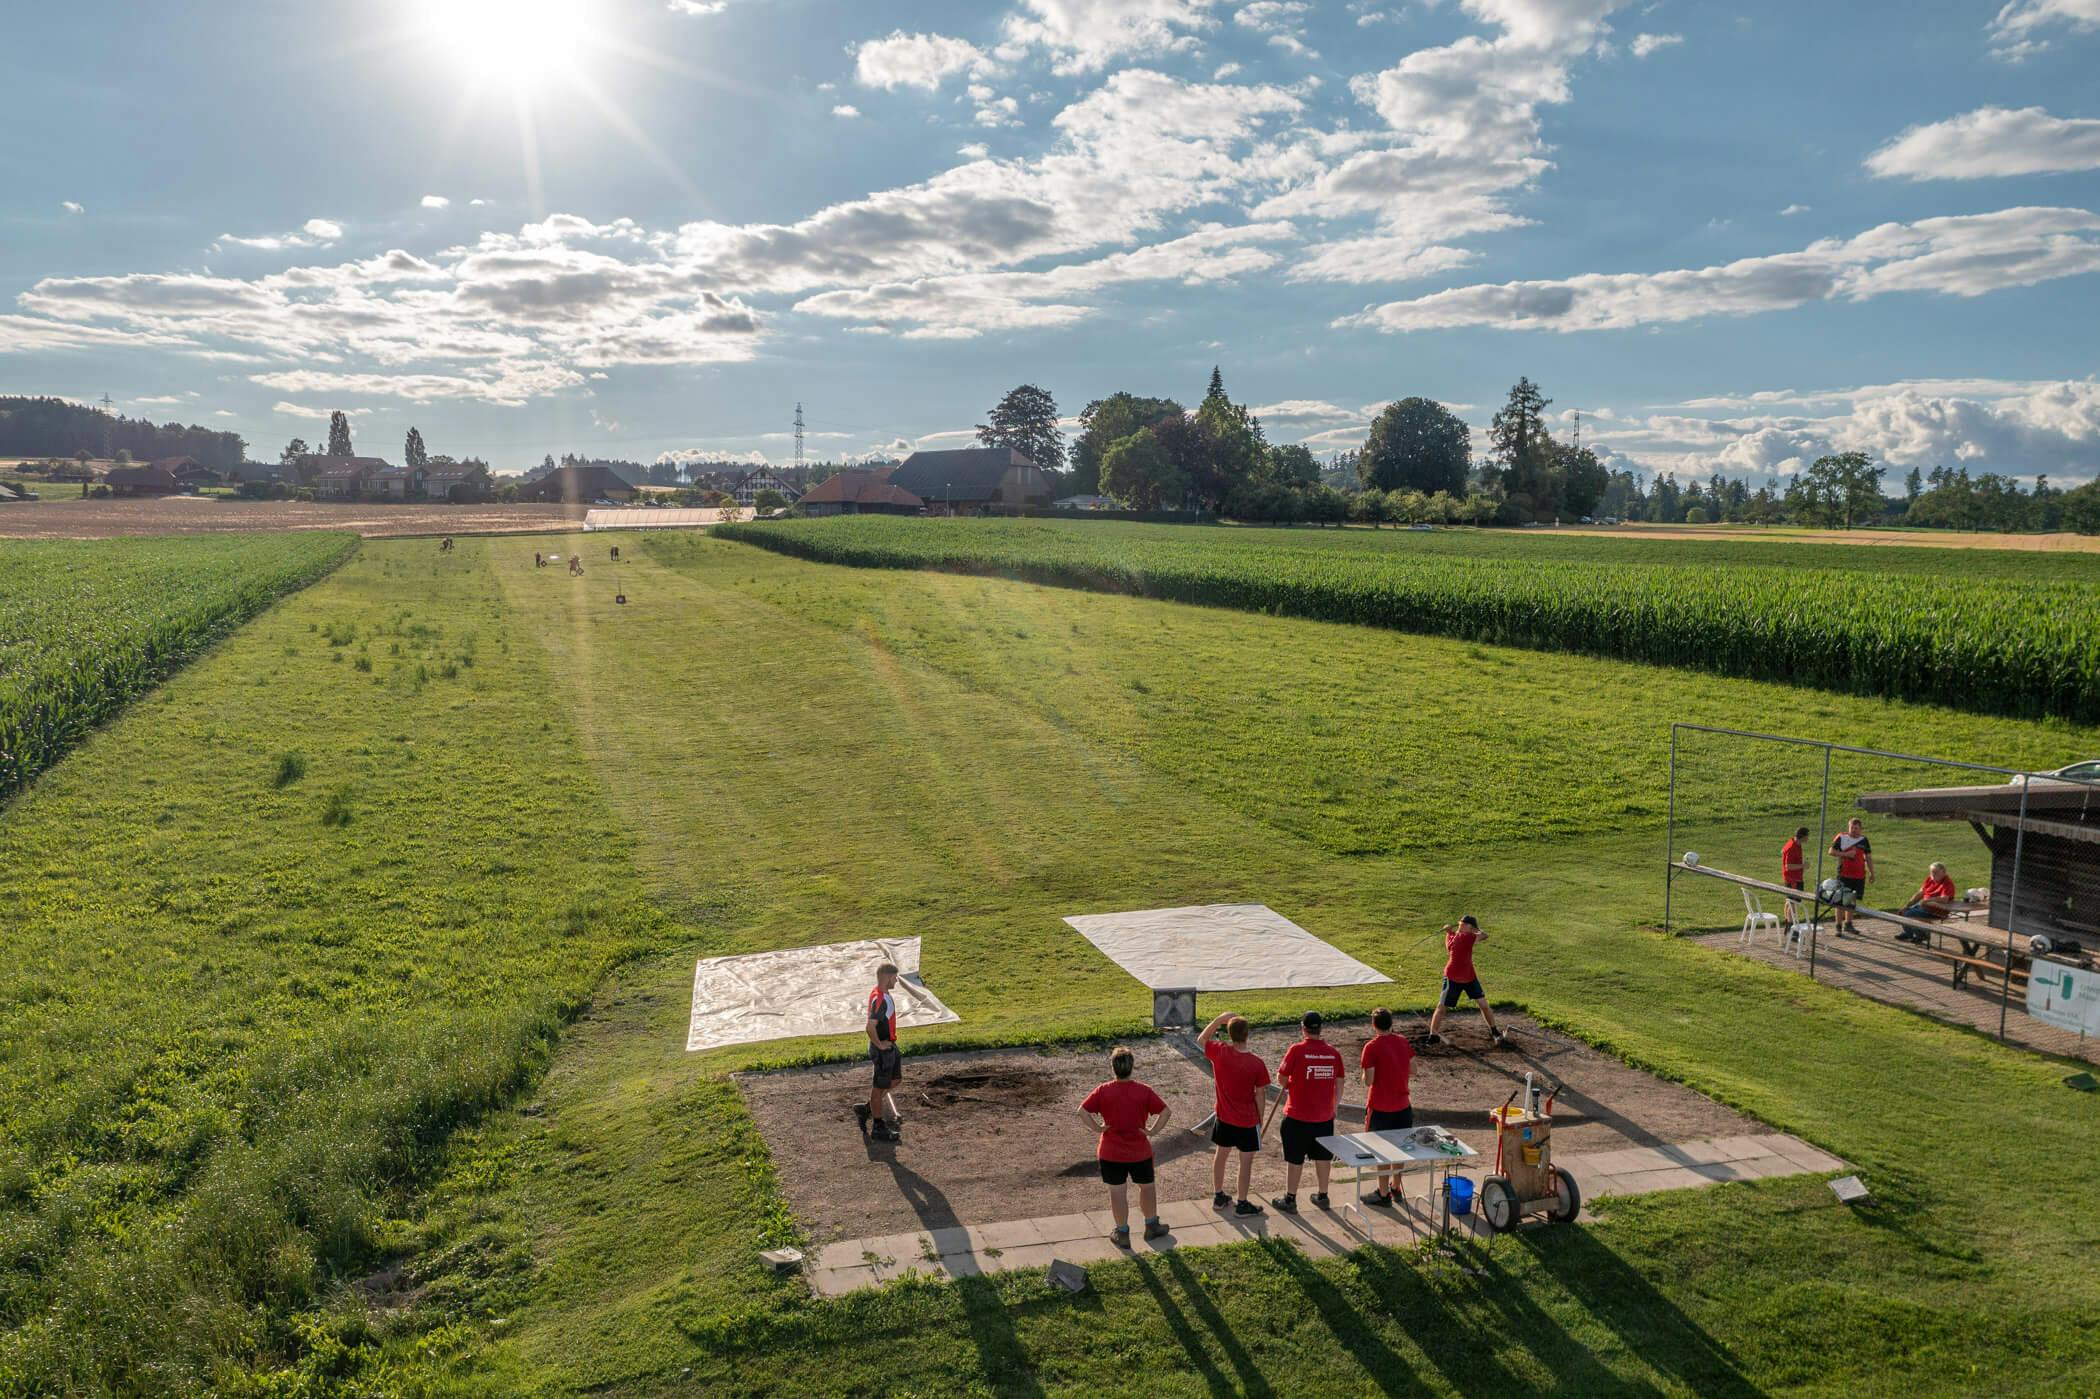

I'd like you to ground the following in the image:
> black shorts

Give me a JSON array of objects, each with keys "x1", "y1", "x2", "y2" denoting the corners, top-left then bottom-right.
[
  {"x1": 1281, "y1": 1115, "x2": 1335, "y2": 1165},
  {"x1": 870, "y1": 1045, "x2": 902, "y2": 1089},
  {"x1": 1098, "y1": 1157, "x2": 1155, "y2": 1187},
  {"x1": 1839, "y1": 875, "x2": 1866, "y2": 900},
  {"x1": 1440, "y1": 977, "x2": 1486, "y2": 1008},
  {"x1": 1210, "y1": 1121, "x2": 1260, "y2": 1153},
  {"x1": 1784, "y1": 878, "x2": 1805, "y2": 895},
  {"x1": 1368, "y1": 1107, "x2": 1414, "y2": 1132}
]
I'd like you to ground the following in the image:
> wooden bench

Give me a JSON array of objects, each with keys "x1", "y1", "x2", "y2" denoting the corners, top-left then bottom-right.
[{"x1": 1920, "y1": 944, "x2": 2029, "y2": 992}]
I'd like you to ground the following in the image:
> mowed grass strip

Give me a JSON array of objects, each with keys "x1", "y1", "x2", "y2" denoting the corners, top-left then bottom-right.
[
  {"x1": 0, "y1": 532, "x2": 356, "y2": 799},
  {"x1": 380, "y1": 539, "x2": 2099, "y2": 1396},
  {"x1": 716, "y1": 516, "x2": 2100, "y2": 722},
  {"x1": 0, "y1": 539, "x2": 687, "y2": 1395}
]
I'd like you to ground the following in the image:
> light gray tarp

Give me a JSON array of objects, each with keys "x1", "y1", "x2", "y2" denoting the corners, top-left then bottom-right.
[
  {"x1": 1063, "y1": 903, "x2": 1391, "y2": 992},
  {"x1": 686, "y1": 935, "x2": 959, "y2": 1051}
]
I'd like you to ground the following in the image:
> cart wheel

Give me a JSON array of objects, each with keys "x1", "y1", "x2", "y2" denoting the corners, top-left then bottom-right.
[
  {"x1": 1479, "y1": 1176, "x2": 1519, "y2": 1233},
  {"x1": 1547, "y1": 1166, "x2": 1581, "y2": 1223}
]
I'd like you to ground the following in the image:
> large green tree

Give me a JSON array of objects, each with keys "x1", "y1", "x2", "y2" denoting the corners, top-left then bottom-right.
[
  {"x1": 1268, "y1": 442, "x2": 1320, "y2": 487},
  {"x1": 1359, "y1": 397, "x2": 1470, "y2": 496},
  {"x1": 1097, "y1": 427, "x2": 1186, "y2": 510},
  {"x1": 326, "y1": 411, "x2": 354, "y2": 458},
  {"x1": 279, "y1": 437, "x2": 308, "y2": 465},
  {"x1": 1072, "y1": 392, "x2": 1180, "y2": 494},
  {"x1": 976, "y1": 384, "x2": 1066, "y2": 473},
  {"x1": 1557, "y1": 443, "x2": 1610, "y2": 519},
  {"x1": 404, "y1": 427, "x2": 428, "y2": 469},
  {"x1": 1188, "y1": 367, "x2": 1267, "y2": 509},
  {"x1": 1490, "y1": 377, "x2": 1560, "y2": 519}
]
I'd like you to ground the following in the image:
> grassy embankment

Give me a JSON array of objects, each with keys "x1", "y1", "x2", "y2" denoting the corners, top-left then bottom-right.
[{"x1": 339, "y1": 535, "x2": 2099, "y2": 1395}]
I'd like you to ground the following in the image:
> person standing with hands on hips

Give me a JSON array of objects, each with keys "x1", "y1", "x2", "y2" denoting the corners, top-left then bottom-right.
[
  {"x1": 1425, "y1": 915, "x2": 1504, "y2": 1046},
  {"x1": 1080, "y1": 1047, "x2": 1173, "y2": 1247},
  {"x1": 857, "y1": 962, "x2": 905, "y2": 1143}
]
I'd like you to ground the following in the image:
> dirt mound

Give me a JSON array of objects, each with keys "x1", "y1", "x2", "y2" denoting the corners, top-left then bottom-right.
[{"x1": 913, "y1": 1067, "x2": 1060, "y2": 1112}]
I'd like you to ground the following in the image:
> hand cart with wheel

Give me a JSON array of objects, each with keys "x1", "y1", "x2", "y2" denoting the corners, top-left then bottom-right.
[{"x1": 1477, "y1": 1081, "x2": 1580, "y2": 1233}]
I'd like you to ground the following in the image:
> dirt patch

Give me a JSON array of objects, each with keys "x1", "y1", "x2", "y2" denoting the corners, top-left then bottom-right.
[
  {"x1": 738, "y1": 1012, "x2": 1764, "y2": 1244},
  {"x1": 0, "y1": 497, "x2": 593, "y2": 539}
]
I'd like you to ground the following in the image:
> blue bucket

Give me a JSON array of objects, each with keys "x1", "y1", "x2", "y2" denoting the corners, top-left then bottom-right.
[{"x1": 1447, "y1": 1176, "x2": 1474, "y2": 1216}]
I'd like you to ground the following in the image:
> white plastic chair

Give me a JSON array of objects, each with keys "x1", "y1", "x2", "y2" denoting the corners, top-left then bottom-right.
[{"x1": 1740, "y1": 887, "x2": 1782, "y2": 945}]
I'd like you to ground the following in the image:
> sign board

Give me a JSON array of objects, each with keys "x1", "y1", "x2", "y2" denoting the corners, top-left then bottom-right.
[{"x1": 2026, "y1": 961, "x2": 2100, "y2": 1035}]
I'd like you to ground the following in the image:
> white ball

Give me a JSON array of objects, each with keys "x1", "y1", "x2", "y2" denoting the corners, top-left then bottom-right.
[{"x1": 1683, "y1": 851, "x2": 1701, "y2": 869}]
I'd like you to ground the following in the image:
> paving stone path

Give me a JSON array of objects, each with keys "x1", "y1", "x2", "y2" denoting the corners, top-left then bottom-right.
[{"x1": 806, "y1": 1132, "x2": 1844, "y2": 1296}]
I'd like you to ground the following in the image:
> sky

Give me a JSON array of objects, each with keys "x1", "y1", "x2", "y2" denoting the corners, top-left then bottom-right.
[{"x1": 3, "y1": 0, "x2": 2099, "y2": 482}]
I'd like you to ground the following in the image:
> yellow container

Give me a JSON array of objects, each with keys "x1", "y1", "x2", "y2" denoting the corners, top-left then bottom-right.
[{"x1": 1521, "y1": 1144, "x2": 1543, "y2": 1166}]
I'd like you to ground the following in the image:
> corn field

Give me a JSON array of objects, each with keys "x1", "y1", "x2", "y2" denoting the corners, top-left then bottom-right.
[
  {"x1": 715, "y1": 517, "x2": 2100, "y2": 722},
  {"x1": 0, "y1": 533, "x2": 356, "y2": 799}
]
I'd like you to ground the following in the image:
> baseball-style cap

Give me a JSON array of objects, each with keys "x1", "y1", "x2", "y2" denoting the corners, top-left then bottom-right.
[{"x1": 1301, "y1": 1010, "x2": 1323, "y2": 1030}]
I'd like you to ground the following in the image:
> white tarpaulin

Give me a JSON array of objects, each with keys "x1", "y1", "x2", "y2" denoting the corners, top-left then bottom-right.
[
  {"x1": 1062, "y1": 903, "x2": 1390, "y2": 992},
  {"x1": 686, "y1": 936, "x2": 959, "y2": 1052}
]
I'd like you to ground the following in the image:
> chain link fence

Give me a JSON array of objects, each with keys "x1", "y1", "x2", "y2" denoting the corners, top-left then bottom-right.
[{"x1": 1662, "y1": 724, "x2": 2100, "y2": 1061}]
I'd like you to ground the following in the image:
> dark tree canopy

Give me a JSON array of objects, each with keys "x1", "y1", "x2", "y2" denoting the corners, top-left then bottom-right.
[
  {"x1": 976, "y1": 383, "x2": 1066, "y2": 473},
  {"x1": 404, "y1": 427, "x2": 428, "y2": 468},
  {"x1": 326, "y1": 411, "x2": 354, "y2": 457},
  {"x1": 0, "y1": 396, "x2": 244, "y2": 469},
  {"x1": 1072, "y1": 392, "x2": 1181, "y2": 494},
  {"x1": 280, "y1": 437, "x2": 308, "y2": 465},
  {"x1": 1359, "y1": 397, "x2": 1470, "y2": 496},
  {"x1": 1097, "y1": 426, "x2": 1185, "y2": 510},
  {"x1": 1269, "y1": 442, "x2": 1320, "y2": 487}
]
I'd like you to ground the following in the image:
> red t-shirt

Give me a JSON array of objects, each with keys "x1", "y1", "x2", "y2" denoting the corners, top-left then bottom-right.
[
  {"x1": 1919, "y1": 874, "x2": 1955, "y2": 902},
  {"x1": 1360, "y1": 1033, "x2": 1414, "y2": 1112},
  {"x1": 1443, "y1": 927, "x2": 1480, "y2": 983},
  {"x1": 1279, "y1": 1038, "x2": 1347, "y2": 1122},
  {"x1": 867, "y1": 987, "x2": 896, "y2": 1044},
  {"x1": 1833, "y1": 834, "x2": 1871, "y2": 879},
  {"x1": 1780, "y1": 838, "x2": 1805, "y2": 886},
  {"x1": 1204, "y1": 1039, "x2": 1270, "y2": 1129},
  {"x1": 1081, "y1": 1078, "x2": 1167, "y2": 1162}
]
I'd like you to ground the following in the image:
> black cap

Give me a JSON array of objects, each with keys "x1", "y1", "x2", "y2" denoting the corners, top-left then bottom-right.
[{"x1": 1301, "y1": 1010, "x2": 1323, "y2": 1030}]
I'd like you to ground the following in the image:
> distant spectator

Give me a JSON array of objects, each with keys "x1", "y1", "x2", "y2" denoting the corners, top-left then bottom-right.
[
  {"x1": 1896, "y1": 863, "x2": 1957, "y2": 943},
  {"x1": 1780, "y1": 825, "x2": 1808, "y2": 924},
  {"x1": 1830, "y1": 818, "x2": 1874, "y2": 934}
]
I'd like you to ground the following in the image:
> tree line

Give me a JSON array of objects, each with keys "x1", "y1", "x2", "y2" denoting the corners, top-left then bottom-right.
[{"x1": 0, "y1": 396, "x2": 246, "y2": 470}]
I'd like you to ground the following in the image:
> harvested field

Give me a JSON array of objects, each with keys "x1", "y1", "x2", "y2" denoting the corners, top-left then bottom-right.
[
  {"x1": 0, "y1": 496, "x2": 590, "y2": 538},
  {"x1": 739, "y1": 1013, "x2": 1763, "y2": 1245}
]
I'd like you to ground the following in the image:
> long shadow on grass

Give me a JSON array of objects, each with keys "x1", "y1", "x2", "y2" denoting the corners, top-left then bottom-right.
[
  {"x1": 1252, "y1": 1241, "x2": 1437, "y2": 1397},
  {"x1": 1130, "y1": 1255, "x2": 1257, "y2": 1398},
  {"x1": 1151, "y1": 1252, "x2": 1277, "y2": 1398},
  {"x1": 876, "y1": 1148, "x2": 1045, "y2": 1396}
]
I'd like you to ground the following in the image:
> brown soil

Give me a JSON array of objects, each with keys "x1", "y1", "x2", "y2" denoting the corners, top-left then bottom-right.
[
  {"x1": 738, "y1": 1012, "x2": 1763, "y2": 1244},
  {"x1": 0, "y1": 497, "x2": 592, "y2": 539}
]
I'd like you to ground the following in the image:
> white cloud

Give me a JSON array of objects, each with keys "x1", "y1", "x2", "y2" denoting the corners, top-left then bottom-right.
[
  {"x1": 214, "y1": 410, "x2": 236, "y2": 418},
  {"x1": 1003, "y1": 0, "x2": 1219, "y2": 75},
  {"x1": 831, "y1": 104, "x2": 862, "y2": 118},
  {"x1": 303, "y1": 218, "x2": 343, "y2": 240},
  {"x1": 61, "y1": 200, "x2": 83, "y2": 214},
  {"x1": 421, "y1": 195, "x2": 451, "y2": 209},
  {"x1": 666, "y1": 0, "x2": 729, "y2": 13},
  {"x1": 134, "y1": 395, "x2": 184, "y2": 405},
  {"x1": 1340, "y1": 206, "x2": 2100, "y2": 333},
  {"x1": 1629, "y1": 32, "x2": 1681, "y2": 57},
  {"x1": 1214, "y1": 61, "x2": 1242, "y2": 78},
  {"x1": 957, "y1": 142, "x2": 991, "y2": 158},
  {"x1": 272, "y1": 401, "x2": 373, "y2": 417},
  {"x1": 1779, "y1": 203, "x2": 1811, "y2": 216},
  {"x1": 1238, "y1": 1, "x2": 1317, "y2": 55},
  {"x1": 1988, "y1": 0, "x2": 2100, "y2": 58},
  {"x1": 215, "y1": 217, "x2": 344, "y2": 252},
  {"x1": 1286, "y1": 238, "x2": 1474, "y2": 284},
  {"x1": 855, "y1": 31, "x2": 991, "y2": 90},
  {"x1": 1866, "y1": 106, "x2": 2100, "y2": 180}
]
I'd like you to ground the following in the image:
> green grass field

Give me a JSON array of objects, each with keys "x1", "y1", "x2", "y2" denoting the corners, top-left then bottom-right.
[{"x1": 4, "y1": 530, "x2": 2099, "y2": 1395}]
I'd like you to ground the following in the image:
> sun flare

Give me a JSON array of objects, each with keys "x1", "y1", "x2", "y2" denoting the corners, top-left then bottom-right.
[{"x1": 425, "y1": 0, "x2": 598, "y2": 86}]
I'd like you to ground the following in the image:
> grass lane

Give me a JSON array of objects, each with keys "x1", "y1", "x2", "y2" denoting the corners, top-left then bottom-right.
[{"x1": 384, "y1": 538, "x2": 2100, "y2": 1396}]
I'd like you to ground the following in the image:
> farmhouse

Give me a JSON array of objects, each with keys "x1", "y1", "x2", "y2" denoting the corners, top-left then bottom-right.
[
  {"x1": 796, "y1": 467, "x2": 923, "y2": 517},
  {"x1": 729, "y1": 467, "x2": 802, "y2": 506},
  {"x1": 523, "y1": 464, "x2": 637, "y2": 504},
  {"x1": 103, "y1": 464, "x2": 184, "y2": 497},
  {"x1": 888, "y1": 447, "x2": 1054, "y2": 513},
  {"x1": 297, "y1": 455, "x2": 392, "y2": 498},
  {"x1": 153, "y1": 457, "x2": 222, "y2": 487}
]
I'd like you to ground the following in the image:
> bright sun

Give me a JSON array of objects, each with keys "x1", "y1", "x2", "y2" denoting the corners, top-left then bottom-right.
[{"x1": 426, "y1": 0, "x2": 598, "y2": 85}]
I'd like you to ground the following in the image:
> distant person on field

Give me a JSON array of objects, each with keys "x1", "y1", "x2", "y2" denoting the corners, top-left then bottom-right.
[
  {"x1": 534, "y1": 550, "x2": 544, "y2": 569},
  {"x1": 1199, "y1": 1011, "x2": 1271, "y2": 1216},
  {"x1": 1080, "y1": 1047, "x2": 1172, "y2": 1247},
  {"x1": 569, "y1": 554, "x2": 585, "y2": 577},
  {"x1": 859, "y1": 962, "x2": 905, "y2": 1143},
  {"x1": 1780, "y1": 825, "x2": 1809, "y2": 925},
  {"x1": 1359, "y1": 1008, "x2": 1416, "y2": 1206},
  {"x1": 1426, "y1": 916, "x2": 1504, "y2": 1046},
  {"x1": 1265, "y1": 1010, "x2": 1345, "y2": 1214},
  {"x1": 1896, "y1": 862, "x2": 1957, "y2": 943},
  {"x1": 1829, "y1": 818, "x2": 1874, "y2": 934}
]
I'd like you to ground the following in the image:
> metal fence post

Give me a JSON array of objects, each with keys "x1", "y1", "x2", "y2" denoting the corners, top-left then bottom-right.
[
  {"x1": 1809, "y1": 743, "x2": 1833, "y2": 980},
  {"x1": 1665, "y1": 725, "x2": 1679, "y2": 935},
  {"x1": 2000, "y1": 774, "x2": 2030, "y2": 1041}
]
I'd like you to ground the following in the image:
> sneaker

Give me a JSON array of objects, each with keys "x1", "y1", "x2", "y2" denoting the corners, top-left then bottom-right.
[
  {"x1": 1109, "y1": 1226, "x2": 1132, "y2": 1249},
  {"x1": 1143, "y1": 1219, "x2": 1171, "y2": 1241},
  {"x1": 1491, "y1": 1030, "x2": 1508, "y2": 1046},
  {"x1": 1424, "y1": 1033, "x2": 1444, "y2": 1046},
  {"x1": 1366, "y1": 1190, "x2": 1396, "y2": 1209},
  {"x1": 1310, "y1": 1193, "x2": 1330, "y2": 1210},
  {"x1": 1270, "y1": 1194, "x2": 1298, "y2": 1214},
  {"x1": 870, "y1": 1121, "x2": 898, "y2": 1143},
  {"x1": 1234, "y1": 1199, "x2": 1265, "y2": 1217},
  {"x1": 1212, "y1": 1191, "x2": 1232, "y2": 1209}
]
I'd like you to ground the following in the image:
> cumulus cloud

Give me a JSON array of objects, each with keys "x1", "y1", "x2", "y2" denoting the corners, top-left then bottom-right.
[
  {"x1": 1285, "y1": 238, "x2": 1474, "y2": 284},
  {"x1": 1988, "y1": 0, "x2": 2100, "y2": 58},
  {"x1": 1629, "y1": 32, "x2": 1681, "y2": 57},
  {"x1": 1866, "y1": 106, "x2": 2100, "y2": 179},
  {"x1": 1003, "y1": 0, "x2": 1219, "y2": 74},
  {"x1": 1339, "y1": 206, "x2": 2100, "y2": 332},
  {"x1": 1780, "y1": 203, "x2": 1811, "y2": 216},
  {"x1": 421, "y1": 195, "x2": 451, "y2": 209},
  {"x1": 1237, "y1": 1, "x2": 1317, "y2": 56},
  {"x1": 215, "y1": 217, "x2": 344, "y2": 252},
  {"x1": 855, "y1": 31, "x2": 992, "y2": 90},
  {"x1": 61, "y1": 200, "x2": 83, "y2": 214},
  {"x1": 831, "y1": 104, "x2": 862, "y2": 118}
]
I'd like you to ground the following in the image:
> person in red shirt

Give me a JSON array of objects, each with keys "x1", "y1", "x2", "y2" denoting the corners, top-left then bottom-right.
[
  {"x1": 1425, "y1": 915, "x2": 1504, "y2": 1046},
  {"x1": 1829, "y1": 818, "x2": 1875, "y2": 935},
  {"x1": 1780, "y1": 825, "x2": 1809, "y2": 925},
  {"x1": 1896, "y1": 862, "x2": 1958, "y2": 944},
  {"x1": 1263, "y1": 1010, "x2": 1347, "y2": 1213},
  {"x1": 1079, "y1": 1047, "x2": 1173, "y2": 1247},
  {"x1": 1358, "y1": 1007, "x2": 1416, "y2": 1206},
  {"x1": 857, "y1": 963, "x2": 904, "y2": 1143},
  {"x1": 1199, "y1": 1011, "x2": 1271, "y2": 1216}
]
